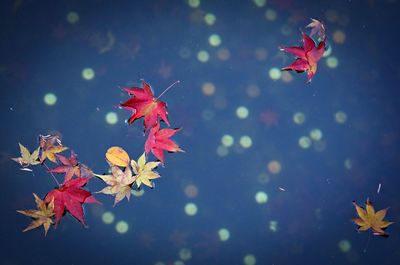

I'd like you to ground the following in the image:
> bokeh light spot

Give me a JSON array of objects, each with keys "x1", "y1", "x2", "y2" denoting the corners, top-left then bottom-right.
[
  {"x1": 221, "y1": 134, "x2": 234, "y2": 147},
  {"x1": 131, "y1": 189, "x2": 145, "y2": 197},
  {"x1": 216, "y1": 48, "x2": 230, "y2": 60},
  {"x1": 184, "y1": 202, "x2": 198, "y2": 216},
  {"x1": 293, "y1": 112, "x2": 306, "y2": 124},
  {"x1": 310, "y1": 129, "x2": 323, "y2": 141},
  {"x1": 236, "y1": 106, "x2": 249, "y2": 119},
  {"x1": 101, "y1": 211, "x2": 115, "y2": 224},
  {"x1": 253, "y1": 0, "x2": 266, "y2": 7},
  {"x1": 82, "y1": 67, "x2": 95, "y2": 80},
  {"x1": 344, "y1": 158, "x2": 352, "y2": 169},
  {"x1": 188, "y1": 0, "x2": 200, "y2": 8},
  {"x1": 255, "y1": 191, "x2": 268, "y2": 204},
  {"x1": 179, "y1": 248, "x2": 192, "y2": 261},
  {"x1": 201, "y1": 82, "x2": 216, "y2": 95},
  {"x1": 67, "y1": 11, "x2": 79, "y2": 24},
  {"x1": 267, "y1": 160, "x2": 281, "y2": 174},
  {"x1": 338, "y1": 239, "x2": 351, "y2": 253},
  {"x1": 299, "y1": 136, "x2": 312, "y2": 149},
  {"x1": 217, "y1": 145, "x2": 229, "y2": 156},
  {"x1": 115, "y1": 220, "x2": 129, "y2": 234},
  {"x1": 184, "y1": 184, "x2": 199, "y2": 198},
  {"x1": 326, "y1": 56, "x2": 339, "y2": 68},
  {"x1": 239, "y1": 136, "x2": 252, "y2": 148},
  {"x1": 269, "y1": 67, "x2": 282, "y2": 80},
  {"x1": 218, "y1": 228, "x2": 230, "y2": 241},
  {"x1": 335, "y1": 111, "x2": 347, "y2": 124},
  {"x1": 246, "y1": 84, "x2": 261, "y2": 98},
  {"x1": 209, "y1": 34, "x2": 222, "y2": 47},
  {"x1": 204, "y1": 13, "x2": 216, "y2": 25},
  {"x1": 257, "y1": 173, "x2": 270, "y2": 184},
  {"x1": 265, "y1": 9, "x2": 277, "y2": 21},
  {"x1": 333, "y1": 30, "x2": 346, "y2": 44},
  {"x1": 105, "y1": 112, "x2": 118, "y2": 125},
  {"x1": 197, "y1": 50, "x2": 210, "y2": 62},
  {"x1": 243, "y1": 254, "x2": 256, "y2": 265},
  {"x1": 44, "y1": 93, "x2": 57, "y2": 106},
  {"x1": 269, "y1": 220, "x2": 278, "y2": 232}
]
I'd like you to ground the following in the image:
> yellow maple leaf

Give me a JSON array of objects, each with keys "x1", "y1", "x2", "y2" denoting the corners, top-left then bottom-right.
[
  {"x1": 94, "y1": 166, "x2": 136, "y2": 206},
  {"x1": 17, "y1": 193, "x2": 54, "y2": 236},
  {"x1": 12, "y1": 143, "x2": 40, "y2": 167},
  {"x1": 131, "y1": 153, "x2": 160, "y2": 189},
  {"x1": 352, "y1": 198, "x2": 394, "y2": 237}
]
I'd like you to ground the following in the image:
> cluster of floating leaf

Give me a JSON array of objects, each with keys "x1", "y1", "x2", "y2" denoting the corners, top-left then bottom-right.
[{"x1": 13, "y1": 80, "x2": 183, "y2": 235}]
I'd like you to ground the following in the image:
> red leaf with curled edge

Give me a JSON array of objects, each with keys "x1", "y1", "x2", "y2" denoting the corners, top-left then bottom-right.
[
  {"x1": 44, "y1": 177, "x2": 99, "y2": 225},
  {"x1": 280, "y1": 33, "x2": 325, "y2": 82},
  {"x1": 120, "y1": 81, "x2": 169, "y2": 131},
  {"x1": 48, "y1": 151, "x2": 81, "y2": 183},
  {"x1": 145, "y1": 123, "x2": 183, "y2": 163}
]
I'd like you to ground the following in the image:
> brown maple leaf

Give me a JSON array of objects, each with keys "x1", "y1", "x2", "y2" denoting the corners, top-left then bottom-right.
[
  {"x1": 39, "y1": 134, "x2": 68, "y2": 163},
  {"x1": 352, "y1": 198, "x2": 394, "y2": 237},
  {"x1": 95, "y1": 166, "x2": 136, "y2": 206},
  {"x1": 17, "y1": 193, "x2": 54, "y2": 236}
]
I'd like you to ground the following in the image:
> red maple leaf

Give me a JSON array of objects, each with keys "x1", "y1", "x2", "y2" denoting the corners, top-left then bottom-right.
[
  {"x1": 44, "y1": 177, "x2": 99, "y2": 225},
  {"x1": 120, "y1": 81, "x2": 169, "y2": 131},
  {"x1": 145, "y1": 123, "x2": 183, "y2": 163},
  {"x1": 280, "y1": 33, "x2": 325, "y2": 82},
  {"x1": 48, "y1": 151, "x2": 81, "y2": 183}
]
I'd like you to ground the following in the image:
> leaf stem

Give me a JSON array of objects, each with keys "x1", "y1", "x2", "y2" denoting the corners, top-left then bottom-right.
[
  {"x1": 156, "y1": 80, "x2": 180, "y2": 100},
  {"x1": 43, "y1": 162, "x2": 60, "y2": 186}
]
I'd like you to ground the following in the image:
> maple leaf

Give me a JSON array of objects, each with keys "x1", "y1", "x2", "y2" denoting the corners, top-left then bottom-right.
[
  {"x1": 306, "y1": 18, "x2": 326, "y2": 41},
  {"x1": 48, "y1": 151, "x2": 81, "y2": 183},
  {"x1": 280, "y1": 33, "x2": 325, "y2": 82},
  {"x1": 145, "y1": 123, "x2": 183, "y2": 163},
  {"x1": 352, "y1": 198, "x2": 394, "y2": 237},
  {"x1": 131, "y1": 153, "x2": 160, "y2": 189},
  {"x1": 17, "y1": 193, "x2": 54, "y2": 236},
  {"x1": 39, "y1": 134, "x2": 68, "y2": 163},
  {"x1": 120, "y1": 81, "x2": 169, "y2": 131},
  {"x1": 12, "y1": 143, "x2": 40, "y2": 167},
  {"x1": 44, "y1": 177, "x2": 98, "y2": 225},
  {"x1": 94, "y1": 166, "x2": 136, "y2": 206}
]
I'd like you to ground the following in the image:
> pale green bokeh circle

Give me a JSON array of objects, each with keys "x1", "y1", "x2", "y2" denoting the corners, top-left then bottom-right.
[
  {"x1": 243, "y1": 254, "x2": 256, "y2": 265},
  {"x1": 197, "y1": 50, "x2": 210, "y2": 62},
  {"x1": 204, "y1": 13, "x2": 216, "y2": 25},
  {"x1": 265, "y1": 9, "x2": 277, "y2": 21},
  {"x1": 293, "y1": 112, "x2": 306, "y2": 124},
  {"x1": 67, "y1": 11, "x2": 79, "y2": 24},
  {"x1": 44, "y1": 93, "x2": 57, "y2": 106},
  {"x1": 105, "y1": 112, "x2": 118, "y2": 125},
  {"x1": 255, "y1": 191, "x2": 268, "y2": 204},
  {"x1": 269, "y1": 220, "x2": 278, "y2": 232},
  {"x1": 299, "y1": 136, "x2": 312, "y2": 149},
  {"x1": 131, "y1": 189, "x2": 145, "y2": 197},
  {"x1": 209, "y1": 34, "x2": 222, "y2": 47},
  {"x1": 310, "y1": 128, "x2": 323, "y2": 141},
  {"x1": 253, "y1": 0, "x2": 266, "y2": 7},
  {"x1": 115, "y1": 220, "x2": 129, "y2": 234},
  {"x1": 82, "y1": 67, "x2": 95, "y2": 80},
  {"x1": 338, "y1": 239, "x2": 351, "y2": 252},
  {"x1": 236, "y1": 106, "x2": 249, "y2": 119},
  {"x1": 239, "y1": 136, "x2": 252, "y2": 148},
  {"x1": 101, "y1": 211, "x2": 115, "y2": 224},
  {"x1": 188, "y1": 0, "x2": 200, "y2": 8},
  {"x1": 217, "y1": 145, "x2": 229, "y2": 156},
  {"x1": 218, "y1": 228, "x2": 230, "y2": 241},
  {"x1": 221, "y1": 135, "x2": 234, "y2": 147},
  {"x1": 326, "y1": 56, "x2": 339, "y2": 68},
  {"x1": 335, "y1": 111, "x2": 347, "y2": 123},
  {"x1": 185, "y1": 202, "x2": 198, "y2": 216},
  {"x1": 269, "y1": 67, "x2": 282, "y2": 80},
  {"x1": 179, "y1": 248, "x2": 192, "y2": 261}
]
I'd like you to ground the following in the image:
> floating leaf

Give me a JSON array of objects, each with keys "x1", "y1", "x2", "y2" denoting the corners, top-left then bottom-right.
[
  {"x1": 131, "y1": 153, "x2": 160, "y2": 188},
  {"x1": 105, "y1": 146, "x2": 130, "y2": 167},
  {"x1": 12, "y1": 143, "x2": 40, "y2": 167}
]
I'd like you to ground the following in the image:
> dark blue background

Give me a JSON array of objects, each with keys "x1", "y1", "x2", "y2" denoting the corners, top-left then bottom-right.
[{"x1": 1, "y1": 0, "x2": 399, "y2": 264}]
